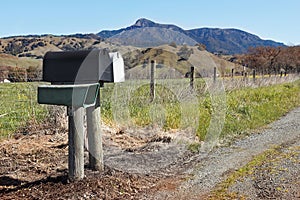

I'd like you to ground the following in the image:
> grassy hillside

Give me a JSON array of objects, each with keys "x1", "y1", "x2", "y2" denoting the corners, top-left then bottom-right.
[
  {"x1": 0, "y1": 53, "x2": 41, "y2": 69},
  {"x1": 1, "y1": 36, "x2": 242, "y2": 78},
  {"x1": 124, "y1": 44, "x2": 241, "y2": 79},
  {"x1": 0, "y1": 35, "x2": 138, "y2": 60}
]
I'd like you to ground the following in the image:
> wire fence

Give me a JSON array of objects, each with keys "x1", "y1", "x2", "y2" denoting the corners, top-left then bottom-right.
[
  {"x1": 0, "y1": 71, "x2": 299, "y2": 138},
  {"x1": 0, "y1": 72, "x2": 66, "y2": 137},
  {"x1": 223, "y1": 73, "x2": 300, "y2": 91}
]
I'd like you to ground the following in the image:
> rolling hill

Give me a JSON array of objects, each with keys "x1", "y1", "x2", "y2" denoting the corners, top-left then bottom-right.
[
  {"x1": 0, "y1": 34, "x2": 241, "y2": 80},
  {"x1": 1, "y1": 18, "x2": 277, "y2": 79},
  {"x1": 0, "y1": 35, "x2": 138, "y2": 69},
  {"x1": 123, "y1": 44, "x2": 240, "y2": 79}
]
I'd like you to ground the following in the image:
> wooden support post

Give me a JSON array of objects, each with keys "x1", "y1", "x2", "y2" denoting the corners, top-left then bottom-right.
[
  {"x1": 253, "y1": 69, "x2": 256, "y2": 83},
  {"x1": 150, "y1": 60, "x2": 156, "y2": 101},
  {"x1": 213, "y1": 67, "x2": 217, "y2": 83},
  {"x1": 190, "y1": 66, "x2": 194, "y2": 90},
  {"x1": 68, "y1": 106, "x2": 84, "y2": 181},
  {"x1": 87, "y1": 91, "x2": 104, "y2": 171}
]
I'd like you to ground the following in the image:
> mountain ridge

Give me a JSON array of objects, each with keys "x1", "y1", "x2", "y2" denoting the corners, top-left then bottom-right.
[
  {"x1": 98, "y1": 18, "x2": 285, "y2": 54},
  {"x1": 0, "y1": 18, "x2": 286, "y2": 56},
  {"x1": 98, "y1": 18, "x2": 187, "y2": 38}
]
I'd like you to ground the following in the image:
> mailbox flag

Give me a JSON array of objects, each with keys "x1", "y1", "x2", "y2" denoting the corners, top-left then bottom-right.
[{"x1": 109, "y1": 52, "x2": 125, "y2": 83}]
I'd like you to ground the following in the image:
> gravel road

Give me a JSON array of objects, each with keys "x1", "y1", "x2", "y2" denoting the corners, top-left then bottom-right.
[{"x1": 133, "y1": 107, "x2": 300, "y2": 199}]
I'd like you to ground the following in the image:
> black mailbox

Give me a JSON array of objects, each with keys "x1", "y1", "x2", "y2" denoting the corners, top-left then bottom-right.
[
  {"x1": 38, "y1": 49, "x2": 124, "y2": 107},
  {"x1": 43, "y1": 49, "x2": 114, "y2": 84},
  {"x1": 38, "y1": 49, "x2": 125, "y2": 180}
]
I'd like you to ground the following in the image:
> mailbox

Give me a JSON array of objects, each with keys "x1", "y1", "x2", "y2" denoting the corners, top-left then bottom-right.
[
  {"x1": 38, "y1": 83, "x2": 100, "y2": 108},
  {"x1": 38, "y1": 49, "x2": 125, "y2": 107},
  {"x1": 43, "y1": 49, "x2": 124, "y2": 84},
  {"x1": 37, "y1": 49, "x2": 125, "y2": 180}
]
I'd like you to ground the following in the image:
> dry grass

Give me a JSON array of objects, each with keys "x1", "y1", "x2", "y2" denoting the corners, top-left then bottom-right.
[{"x1": 0, "y1": 53, "x2": 41, "y2": 68}]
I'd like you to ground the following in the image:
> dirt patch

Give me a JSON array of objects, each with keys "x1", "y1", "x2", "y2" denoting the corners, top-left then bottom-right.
[
  {"x1": 0, "y1": 167, "x2": 159, "y2": 200},
  {"x1": 0, "y1": 124, "x2": 196, "y2": 199},
  {"x1": 0, "y1": 107, "x2": 299, "y2": 199}
]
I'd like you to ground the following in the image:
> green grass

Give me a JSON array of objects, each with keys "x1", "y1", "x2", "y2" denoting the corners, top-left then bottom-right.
[
  {"x1": 220, "y1": 81, "x2": 300, "y2": 138},
  {"x1": 101, "y1": 79, "x2": 300, "y2": 141},
  {"x1": 100, "y1": 78, "x2": 204, "y2": 129},
  {"x1": 0, "y1": 82, "x2": 48, "y2": 137},
  {"x1": 128, "y1": 84, "x2": 181, "y2": 128},
  {"x1": 1, "y1": 79, "x2": 299, "y2": 141},
  {"x1": 197, "y1": 80, "x2": 300, "y2": 140}
]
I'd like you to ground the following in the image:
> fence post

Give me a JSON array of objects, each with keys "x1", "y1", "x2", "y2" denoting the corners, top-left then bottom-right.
[
  {"x1": 68, "y1": 106, "x2": 84, "y2": 181},
  {"x1": 150, "y1": 60, "x2": 156, "y2": 101},
  {"x1": 190, "y1": 66, "x2": 194, "y2": 90},
  {"x1": 244, "y1": 72, "x2": 248, "y2": 82},
  {"x1": 213, "y1": 67, "x2": 217, "y2": 83},
  {"x1": 253, "y1": 69, "x2": 256, "y2": 83},
  {"x1": 231, "y1": 68, "x2": 234, "y2": 79},
  {"x1": 87, "y1": 91, "x2": 103, "y2": 171}
]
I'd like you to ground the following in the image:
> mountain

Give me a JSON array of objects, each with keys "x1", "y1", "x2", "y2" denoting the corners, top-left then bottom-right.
[
  {"x1": 98, "y1": 18, "x2": 186, "y2": 38},
  {"x1": 108, "y1": 27, "x2": 197, "y2": 47},
  {"x1": 98, "y1": 18, "x2": 285, "y2": 54},
  {"x1": 186, "y1": 28, "x2": 284, "y2": 54}
]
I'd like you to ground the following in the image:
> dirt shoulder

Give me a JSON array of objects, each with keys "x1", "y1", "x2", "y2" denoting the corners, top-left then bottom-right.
[
  {"x1": 144, "y1": 107, "x2": 300, "y2": 199},
  {"x1": 0, "y1": 107, "x2": 299, "y2": 199}
]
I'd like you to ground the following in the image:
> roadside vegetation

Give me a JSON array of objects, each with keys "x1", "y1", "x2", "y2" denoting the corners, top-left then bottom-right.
[
  {"x1": 0, "y1": 79, "x2": 299, "y2": 141},
  {"x1": 100, "y1": 79, "x2": 300, "y2": 141},
  {"x1": 0, "y1": 82, "x2": 47, "y2": 137},
  {"x1": 220, "y1": 80, "x2": 300, "y2": 139}
]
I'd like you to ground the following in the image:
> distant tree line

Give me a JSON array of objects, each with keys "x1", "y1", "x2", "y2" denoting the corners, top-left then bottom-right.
[{"x1": 235, "y1": 46, "x2": 300, "y2": 74}]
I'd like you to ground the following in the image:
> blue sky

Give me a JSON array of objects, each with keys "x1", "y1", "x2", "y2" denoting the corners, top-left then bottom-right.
[{"x1": 0, "y1": 0, "x2": 299, "y2": 45}]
